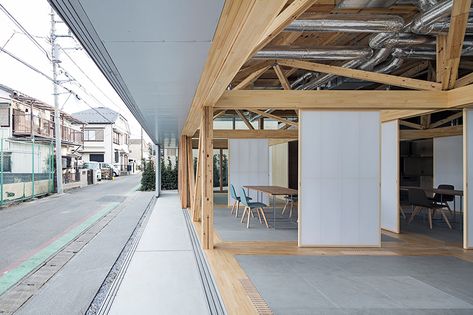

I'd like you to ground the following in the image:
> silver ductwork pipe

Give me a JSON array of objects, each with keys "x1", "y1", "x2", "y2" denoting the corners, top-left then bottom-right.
[
  {"x1": 290, "y1": 72, "x2": 315, "y2": 89},
  {"x1": 410, "y1": 0, "x2": 452, "y2": 34},
  {"x1": 284, "y1": 15, "x2": 404, "y2": 33},
  {"x1": 359, "y1": 48, "x2": 393, "y2": 70},
  {"x1": 429, "y1": 18, "x2": 473, "y2": 34},
  {"x1": 298, "y1": 59, "x2": 364, "y2": 90},
  {"x1": 370, "y1": 32, "x2": 436, "y2": 49},
  {"x1": 374, "y1": 57, "x2": 404, "y2": 73},
  {"x1": 253, "y1": 47, "x2": 374, "y2": 61}
]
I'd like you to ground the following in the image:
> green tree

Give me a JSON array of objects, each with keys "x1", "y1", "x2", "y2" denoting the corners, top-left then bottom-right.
[
  {"x1": 213, "y1": 154, "x2": 220, "y2": 188},
  {"x1": 222, "y1": 153, "x2": 228, "y2": 187},
  {"x1": 140, "y1": 160, "x2": 155, "y2": 191}
]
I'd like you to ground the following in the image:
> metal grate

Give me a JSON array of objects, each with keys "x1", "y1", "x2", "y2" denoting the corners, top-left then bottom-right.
[{"x1": 240, "y1": 279, "x2": 273, "y2": 315}]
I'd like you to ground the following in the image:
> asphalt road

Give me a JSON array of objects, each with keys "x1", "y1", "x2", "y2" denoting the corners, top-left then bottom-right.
[{"x1": 0, "y1": 174, "x2": 143, "y2": 290}]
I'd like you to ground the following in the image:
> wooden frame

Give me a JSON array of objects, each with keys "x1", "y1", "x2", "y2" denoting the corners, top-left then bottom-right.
[{"x1": 201, "y1": 106, "x2": 214, "y2": 249}]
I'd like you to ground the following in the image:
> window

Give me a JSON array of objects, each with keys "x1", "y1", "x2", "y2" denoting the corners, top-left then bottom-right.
[
  {"x1": 113, "y1": 131, "x2": 121, "y2": 145},
  {"x1": 84, "y1": 129, "x2": 104, "y2": 141},
  {"x1": 89, "y1": 154, "x2": 104, "y2": 162},
  {"x1": 114, "y1": 151, "x2": 119, "y2": 163},
  {"x1": 0, "y1": 107, "x2": 9, "y2": 127},
  {"x1": 1, "y1": 152, "x2": 11, "y2": 172}
]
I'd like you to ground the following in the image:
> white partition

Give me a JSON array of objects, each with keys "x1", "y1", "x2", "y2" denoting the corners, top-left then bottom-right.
[
  {"x1": 229, "y1": 139, "x2": 269, "y2": 205},
  {"x1": 434, "y1": 136, "x2": 463, "y2": 211},
  {"x1": 464, "y1": 110, "x2": 472, "y2": 249},
  {"x1": 299, "y1": 111, "x2": 381, "y2": 247},
  {"x1": 270, "y1": 143, "x2": 288, "y2": 187},
  {"x1": 381, "y1": 121, "x2": 400, "y2": 233}
]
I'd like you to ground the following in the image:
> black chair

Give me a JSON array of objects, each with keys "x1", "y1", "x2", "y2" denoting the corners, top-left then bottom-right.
[
  {"x1": 429, "y1": 184, "x2": 455, "y2": 216},
  {"x1": 408, "y1": 188, "x2": 452, "y2": 230}
]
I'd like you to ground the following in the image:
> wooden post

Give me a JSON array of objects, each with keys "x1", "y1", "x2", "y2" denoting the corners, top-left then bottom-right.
[
  {"x1": 179, "y1": 135, "x2": 189, "y2": 208},
  {"x1": 192, "y1": 132, "x2": 202, "y2": 222},
  {"x1": 187, "y1": 136, "x2": 195, "y2": 209},
  {"x1": 201, "y1": 106, "x2": 214, "y2": 249},
  {"x1": 219, "y1": 148, "x2": 223, "y2": 192}
]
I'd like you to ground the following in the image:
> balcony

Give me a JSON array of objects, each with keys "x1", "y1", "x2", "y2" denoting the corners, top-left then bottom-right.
[{"x1": 12, "y1": 112, "x2": 83, "y2": 145}]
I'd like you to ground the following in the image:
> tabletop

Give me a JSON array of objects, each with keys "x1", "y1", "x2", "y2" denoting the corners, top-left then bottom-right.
[
  {"x1": 400, "y1": 186, "x2": 463, "y2": 196},
  {"x1": 243, "y1": 185, "x2": 298, "y2": 196}
]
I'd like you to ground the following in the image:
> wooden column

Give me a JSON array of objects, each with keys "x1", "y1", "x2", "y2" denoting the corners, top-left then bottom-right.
[
  {"x1": 192, "y1": 133, "x2": 202, "y2": 222},
  {"x1": 187, "y1": 136, "x2": 195, "y2": 210},
  {"x1": 201, "y1": 106, "x2": 214, "y2": 249},
  {"x1": 179, "y1": 135, "x2": 189, "y2": 208}
]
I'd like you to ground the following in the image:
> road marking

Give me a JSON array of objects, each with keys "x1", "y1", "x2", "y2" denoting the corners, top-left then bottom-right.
[{"x1": 0, "y1": 202, "x2": 120, "y2": 296}]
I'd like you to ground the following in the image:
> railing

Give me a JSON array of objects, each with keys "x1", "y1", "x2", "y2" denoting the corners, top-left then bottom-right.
[{"x1": 12, "y1": 113, "x2": 83, "y2": 145}]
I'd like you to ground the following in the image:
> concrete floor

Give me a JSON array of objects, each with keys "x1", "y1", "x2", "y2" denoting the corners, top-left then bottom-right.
[
  {"x1": 108, "y1": 193, "x2": 211, "y2": 315},
  {"x1": 237, "y1": 255, "x2": 473, "y2": 315}
]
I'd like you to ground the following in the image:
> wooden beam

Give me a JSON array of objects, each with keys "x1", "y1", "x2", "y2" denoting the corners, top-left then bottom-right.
[
  {"x1": 201, "y1": 107, "x2": 214, "y2": 249},
  {"x1": 213, "y1": 110, "x2": 227, "y2": 120},
  {"x1": 420, "y1": 115, "x2": 431, "y2": 129},
  {"x1": 187, "y1": 136, "x2": 195, "y2": 210},
  {"x1": 215, "y1": 90, "x2": 448, "y2": 110},
  {"x1": 400, "y1": 125, "x2": 463, "y2": 140},
  {"x1": 441, "y1": 0, "x2": 472, "y2": 89},
  {"x1": 381, "y1": 110, "x2": 434, "y2": 122},
  {"x1": 179, "y1": 135, "x2": 188, "y2": 209},
  {"x1": 253, "y1": 0, "x2": 318, "y2": 53},
  {"x1": 399, "y1": 120, "x2": 423, "y2": 130},
  {"x1": 192, "y1": 132, "x2": 202, "y2": 222},
  {"x1": 277, "y1": 59, "x2": 442, "y2": 91},
  {"x1": 455, "y1": 71, "x2": 473, "y2": 88},
  {"x1": 182, "y1": 0, "x2": 287, "y2": 136},
  {"x1": 430, "y1": 111, "x2": 463, "y2": 129},
  {"x1": 448, "y1": 84, "x2": 473, "y2": 107},
  {"x1": 235, "y1": 110, "x2": 255, "y2": 130},
  {"x1": 436, "y1": 34, "x2": 447, "y2": 84},
  {"x1": 273, "y1": 64, "x2": 291, "y2": 90},
  {"x1": 233, "y1": 65, "x2": 271, "y2": 90},
  {"x1": 213, "y1": 129, "x2": 298, "y2": 139},
  {"x1": 192, "y1": 138, "x2": 228, "y2": 149},
  {"x1": 247, "y1": 108, "x2": 298, "y2": 127}
]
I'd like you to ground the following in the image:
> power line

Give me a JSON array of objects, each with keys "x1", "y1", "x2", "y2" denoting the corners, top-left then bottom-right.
[
  {"x1": 0, "y1": 46, "x2": 113, "y2": 124},
  {"x1": 0, "y1": 3, "x2": 50, "y2": 60}
]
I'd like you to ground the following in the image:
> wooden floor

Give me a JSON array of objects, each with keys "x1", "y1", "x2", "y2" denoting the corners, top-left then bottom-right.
[{"x1": 190, "y1": 207, "x2": 473, "y2": 315}]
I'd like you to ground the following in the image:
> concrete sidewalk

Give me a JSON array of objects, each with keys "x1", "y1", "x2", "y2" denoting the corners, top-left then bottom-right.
[{"x1": 108, "y1": 192, "x2": 211, "y2": 315}]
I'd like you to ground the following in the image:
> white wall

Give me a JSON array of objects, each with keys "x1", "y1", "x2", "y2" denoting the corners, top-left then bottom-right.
[
  {"x1": 381, "y1": 121, "x2": 400, "y2": 233},
  {"x1": 229, "y1": 139, "x2": 269, "y2": 205},
  {"x1": 464, "y1": 110, "x2": 472, "y2": 249},
  {"x1": 434, "y1": 136, "x2": 463, "y2": 211},
  {"x1": 299, "y1": 111, "x2": 381, "y2": 247},
  {"x1": 270, "y1": 142, "x2": 288, "y2": 187}
]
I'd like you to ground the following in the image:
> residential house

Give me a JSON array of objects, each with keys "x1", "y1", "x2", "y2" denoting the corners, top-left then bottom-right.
[
  {"x1": 72, "y1": 107, "x2": 131, "y2": 173},
  {"x1": 0, "y1": 84, "x2": 84, "y2": 202},
  {"x1": 129, "y1": 138, "x2": 152, "y2": 167}
]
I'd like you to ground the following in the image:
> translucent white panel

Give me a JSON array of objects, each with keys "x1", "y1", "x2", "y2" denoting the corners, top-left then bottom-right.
[
  {"x1": 381, "y1": 121, "x2": 399, "y2": 233},
  {"x1": 299, "y1": 111, "x2": 381, "y2": 247},
  {"x1": 228, "y1": 139, "x2": 270, "y2": 205}
]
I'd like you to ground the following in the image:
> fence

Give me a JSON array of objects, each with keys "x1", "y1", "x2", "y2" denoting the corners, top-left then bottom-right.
[{"x1": 0, "y1": 137, "x2": 55, "y2": 206}]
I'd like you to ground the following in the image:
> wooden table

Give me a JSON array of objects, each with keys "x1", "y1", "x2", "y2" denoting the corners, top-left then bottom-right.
[
  {"x1": 400, "y1": 186, "x2": 464, "y2": 221},
  {"x1": 243, "y1": 185, "x2": 298, "y2": 229}
]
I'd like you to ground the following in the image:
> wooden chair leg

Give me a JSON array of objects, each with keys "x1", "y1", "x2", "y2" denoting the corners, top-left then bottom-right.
[
  {"x1": 428, "y1": 209, "x2": 433, "y2": 229},
  {"x1": 246, "y1": 208, "x2": 251, "y2": 229},
  {"x1": 282, "y1": 199, "x2": 289, "y2": 215},
  {"x1": 408, "y1": 206, "x2": 420, "y2": 224},
  {"x1": 441, "y1": 209, "x2": 453, "y2": 229},
  {"x1": 400, "y1": 206, "x2": 406, "y2": 220},
  {"x1": 235, "y1": 201, "x2": 240, "y2": 218},
  {"x1": 259, "y1": 208, "x2": 269, "y2": 228},
  {"x1": 446, "y1": 202, "x2": 453, "y2": 216},
  {"x1": 256, "y1": 208, "x2": 262, "y2": 224},
  {"x1": 231, "y1": 200, "x2": 236, "y2": 215},
  {"x1": 289, "y1": 201, "x2": 294, "y2": 218},
  {"x1": 240, "y1": 206, "x2": 247, "y2": 223}
]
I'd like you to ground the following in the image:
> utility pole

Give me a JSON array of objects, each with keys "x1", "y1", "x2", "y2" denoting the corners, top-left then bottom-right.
[{"x1": 51, "y1": 9, "x2": 63, "y2": 194}]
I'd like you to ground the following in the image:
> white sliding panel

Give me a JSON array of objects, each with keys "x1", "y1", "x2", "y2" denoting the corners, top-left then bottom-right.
[
  {"x1": 229, "y1": 139, "x2": 269, "y2": 205},
  {"x1": 434, "y1": 136, "x2": 463, "y2": 211},
  {"x1": 381, "y1": 120, "x2": 400, "y2": 233},
  {"x1": 299, "y1": 111, "x2": 381, "y2": 247},
  {"x1": 464, "y1": 109, "x2": 472, "y2": 249},
  {"x1": 270, "y1": 143, "x2": 288, "y2": 187}
]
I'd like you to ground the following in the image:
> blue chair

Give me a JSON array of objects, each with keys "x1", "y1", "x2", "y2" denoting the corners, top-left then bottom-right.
[
  {"x1": 230, "y1": 184, "x2": 251, "y2": 218},
  {"x1": 240, "y1": 188, "x2": 269, "y2": 228}
]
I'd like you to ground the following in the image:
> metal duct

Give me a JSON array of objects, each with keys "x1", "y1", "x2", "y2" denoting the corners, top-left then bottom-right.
[
  {"x1": 337, "y1": 0, "x2": 398, "y2": 8},
  {"x1": 359, "y1": 48, "x2": 393, "y2": 70},
  {"x1": 254, "y1": 47, "x2": 373, "y2": 61},
  {"x1": 285, "y1": 15, "x2": 404, "y2": 33},
  {"x1": 290, "y1": 72, "x2": 315, "y2": 89},
  {"x1": 298, "y1": 59, "x2": 364, "y2": 90},
  {"x1": 370, "y1": 32, "x2": 435, "y2": 48},
  {"x1": 374, "y1": 57, "x2": 404, "y2": 73},
  {"x1": 429, "y1": 18, "x2": 473, "y2": 34},
  {"x1": 410, "y1": 0, "x2": 453, "y2": 34}
]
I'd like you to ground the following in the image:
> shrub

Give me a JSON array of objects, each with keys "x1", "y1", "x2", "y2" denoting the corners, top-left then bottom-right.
[{"x1": 140, "y1": 160, "x2": 155, "y2": 191}]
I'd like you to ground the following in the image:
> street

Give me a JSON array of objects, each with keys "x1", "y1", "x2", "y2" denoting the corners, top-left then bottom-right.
[{"x1": 0, "y1": 174, "x2": 155, "y2": 314}]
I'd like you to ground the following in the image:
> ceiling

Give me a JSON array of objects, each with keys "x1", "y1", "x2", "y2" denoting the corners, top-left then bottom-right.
[{"x1": 48, "y1": 0, "x2": 224, "y2": 146}]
